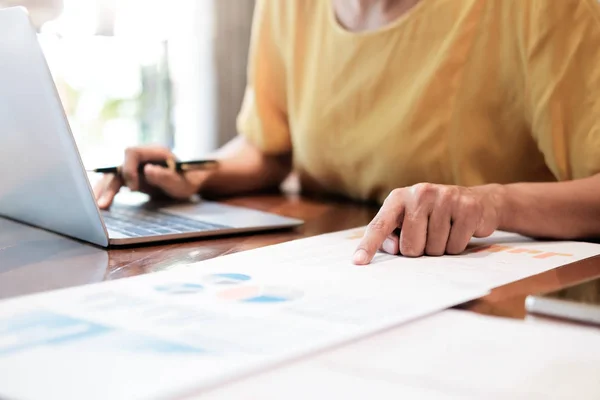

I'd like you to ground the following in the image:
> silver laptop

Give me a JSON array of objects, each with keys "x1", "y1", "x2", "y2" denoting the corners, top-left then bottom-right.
[{"x1": 0, "y1": 7, "x2": 303, "y2": 247}]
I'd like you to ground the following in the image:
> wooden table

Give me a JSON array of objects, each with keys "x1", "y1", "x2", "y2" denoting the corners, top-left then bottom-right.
[{"x1": 2, "y1": 194, "x2": 600, "y2": 320}]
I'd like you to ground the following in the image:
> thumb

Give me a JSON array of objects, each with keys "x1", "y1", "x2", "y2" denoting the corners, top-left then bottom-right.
[
  {"x1": 473, "y1": 187, "x2": 502, "y2": 238},
  {"x1": 474, "y1": 218, "x2": 497, "y2": 238},
  {"x1": 474, "y1": 200, "x2": 501, "y2": 238}
]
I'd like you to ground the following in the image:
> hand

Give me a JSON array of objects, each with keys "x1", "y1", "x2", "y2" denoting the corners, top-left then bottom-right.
[
  {"x1": 93, "y1": 146, "x2": 213, "y2": 209},
  {"x1": 353, "y1": 183, "x2": 503, "y2": 264}
]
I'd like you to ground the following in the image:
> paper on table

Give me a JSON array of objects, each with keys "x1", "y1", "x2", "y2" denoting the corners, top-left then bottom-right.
[
  {"x1": 0, "y1": 243, "x2": 487, "y2": 400},
  {"x1": 199, "y1": 309, "x2": 600, "y2": 400},
  {"x1": 0, "y1": 227, "x2": 598, "y2": 400},
  {"x1": 175, "y1": 227, "x2": 600, "y2": 291}
]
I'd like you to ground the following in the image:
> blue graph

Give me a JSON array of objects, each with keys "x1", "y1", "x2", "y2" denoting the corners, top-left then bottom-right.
[
  {"x1": 0, "y1": 311, "x2": 109, "y2": 356},
  {"x1": 154, "y1": 283, "x2": 204, "y2": 295},
  {"x1": 0, "y1": 311, "x2": 205, "y2": 357},
  {"x1": 202, "y1": 273, "x2": 251, "y2": 286}
]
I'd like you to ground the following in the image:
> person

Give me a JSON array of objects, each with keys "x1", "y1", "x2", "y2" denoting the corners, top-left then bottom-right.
[{"x1": 94, "y1": 0, "x2": 600, "y2": 265}]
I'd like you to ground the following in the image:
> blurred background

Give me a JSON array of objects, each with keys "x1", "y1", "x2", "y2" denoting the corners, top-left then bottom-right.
[{"x1": 0, "y1": 0, "x2": 255, "y2": 167}]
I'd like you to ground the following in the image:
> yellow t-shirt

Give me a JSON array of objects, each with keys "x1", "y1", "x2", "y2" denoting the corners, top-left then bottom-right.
[{"x1": 237, "y1": 0, "x2": 600, "y2": 204}]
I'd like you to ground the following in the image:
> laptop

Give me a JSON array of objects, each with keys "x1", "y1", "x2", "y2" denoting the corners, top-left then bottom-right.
[{"x1": 0, "y1": 7, "x2": 303, "y2": 247}]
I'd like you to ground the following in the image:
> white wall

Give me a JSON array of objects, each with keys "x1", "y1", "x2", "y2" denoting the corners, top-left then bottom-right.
[
  {"x1": 169, "y1": 0, "x2": 254, "y2": 159},
  {"x1": 169, "y1": 0, "x2": 217, "y2": 159}
]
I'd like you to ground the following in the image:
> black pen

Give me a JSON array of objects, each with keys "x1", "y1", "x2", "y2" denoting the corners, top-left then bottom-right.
[{"x1": 89, "y1": 159, "x2": 219, "y2": 175}]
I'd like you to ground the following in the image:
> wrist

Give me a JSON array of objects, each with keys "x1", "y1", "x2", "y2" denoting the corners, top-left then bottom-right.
[
  {"x1": 185, "y1": 169, "x2": 215, "y2": 194},
  {"x1": 474, "y1": 183, "x2": 510, "y2": 230}
]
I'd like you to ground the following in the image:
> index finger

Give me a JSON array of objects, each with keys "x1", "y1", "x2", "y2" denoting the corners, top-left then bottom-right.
[
  {"x1": 353, "y1": 192, "x2": 406, "y2": 265},
  {"x1": 122, "y1": 146, "x2": 174, "y2": 191}
]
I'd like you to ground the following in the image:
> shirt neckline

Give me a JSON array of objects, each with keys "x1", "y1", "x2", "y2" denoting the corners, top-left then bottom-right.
[{"x1": 326, "y1": 0, "x2": 430, "y2": 38}]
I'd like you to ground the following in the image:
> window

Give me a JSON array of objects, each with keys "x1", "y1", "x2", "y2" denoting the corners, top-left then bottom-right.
[
  {"x1": 35, "y1": 0, "x2": 176, "y2": 168},
  {"x1": 1, "y1": 0, "x2": 254, "y2": 168}
]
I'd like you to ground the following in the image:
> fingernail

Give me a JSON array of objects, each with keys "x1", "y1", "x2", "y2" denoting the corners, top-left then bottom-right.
[
  {"x1": 353, "y1": 249, "x2": 369, "y2": 265},
  {"x1": 383, "y1": 238, "x2": 396, "y2": 254}
]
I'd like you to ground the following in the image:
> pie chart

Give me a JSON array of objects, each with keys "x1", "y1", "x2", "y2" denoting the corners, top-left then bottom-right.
[
  {"x1": 202, "y1": 273, "x2": 251, "y2": 286},
  {"x1": 154, "y1": 283, "x2": 204, "y2": 295},
  {"x1": 217, "y1": 285, "x2": 302, "y2": 304}
]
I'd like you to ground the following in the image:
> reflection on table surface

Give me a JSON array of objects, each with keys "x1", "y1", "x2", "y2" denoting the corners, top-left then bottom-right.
[{"x1": 0, "y1": 218, "x2": 108, "y2": 299}]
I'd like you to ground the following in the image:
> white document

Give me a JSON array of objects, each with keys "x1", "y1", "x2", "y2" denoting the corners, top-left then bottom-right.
[
  {"x1": 199, "y1": 310, "x2": 600, "y2": 400},
  {"x1": 183, "y1": 227, "x2": 600, "y2": 291},
  {"x1": 0, "y1": 228, "x2": 598, "y2": 400},
  {"x1": 0, "y1": 249, "x2": 486, "y2": 400}
]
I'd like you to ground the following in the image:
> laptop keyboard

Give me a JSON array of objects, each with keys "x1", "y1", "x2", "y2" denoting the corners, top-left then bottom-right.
[{"x1": 101, "y1": 206, "x2": 229, "y2": 238}]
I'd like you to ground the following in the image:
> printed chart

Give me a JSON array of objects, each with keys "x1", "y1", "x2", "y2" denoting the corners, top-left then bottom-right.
[
  {"x1": 201, "y1": 273, "x2": 251, "y2": 286},
  {"x1": 218, "y1": 285, "x2": 303, "y2": 304},
  {"x1": 154, "y1": 283, "x2": 204, "y2": 295}
]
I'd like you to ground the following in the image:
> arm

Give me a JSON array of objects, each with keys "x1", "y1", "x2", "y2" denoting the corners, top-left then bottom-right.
[
  {"x1": 498, "y1": 0, "x2": 600, "y2": 240},
  {"x1": 201, "y1": 0, "x2": 292, "y2": 197},
  {"x1": 492, "y1": 177, "x2": 600, "y2": 240},
  {"x1": 194, "y1": 136, "x2": 292, "y2": 198}
]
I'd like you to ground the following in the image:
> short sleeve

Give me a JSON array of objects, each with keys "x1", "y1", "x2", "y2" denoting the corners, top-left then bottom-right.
[
  {"x1": 525, "y1": 0, "x2": 600, "y2": 180},
  {"x1": 236, "y1": 0, "x2": 291, "y2": 155}
]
